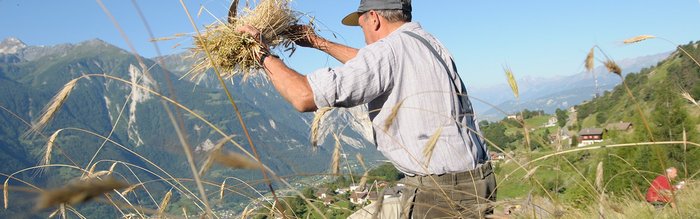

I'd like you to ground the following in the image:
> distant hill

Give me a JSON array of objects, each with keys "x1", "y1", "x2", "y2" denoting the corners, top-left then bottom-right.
[{"x1": 471, "y1": 52, "x2": 671, "y2": 121}]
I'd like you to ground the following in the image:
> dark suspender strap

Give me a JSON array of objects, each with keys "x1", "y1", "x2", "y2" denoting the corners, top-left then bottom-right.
[{"x1": 402, "y1": 31, "x2": 487, "y2": 164}]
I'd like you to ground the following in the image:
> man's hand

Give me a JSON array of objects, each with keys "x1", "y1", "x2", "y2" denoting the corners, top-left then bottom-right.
[
  {"x1": 288, "y1": 24, "x2": 325, "y2": 49},
  {"x1": 236, "y1": 25, "x2": 270, "y2": 61}
]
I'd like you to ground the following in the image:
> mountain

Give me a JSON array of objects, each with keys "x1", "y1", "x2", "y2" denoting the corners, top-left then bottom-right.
[
  {"x1": 0, "y1": 38, "x2": 381, "y2": 217},
  {"x1": 470, "y1": 52, "x2": 671, "y2": 121}
]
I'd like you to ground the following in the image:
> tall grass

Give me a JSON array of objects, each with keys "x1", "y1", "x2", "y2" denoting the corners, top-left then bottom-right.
[{"x1": 3, "y1": 2, "x2": 700, "y2": 219}]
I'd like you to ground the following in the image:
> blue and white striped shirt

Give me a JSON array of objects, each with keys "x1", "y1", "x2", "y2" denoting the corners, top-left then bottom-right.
[{"x1": 307, "y1": 22, "x2": 488, "y2": 176}]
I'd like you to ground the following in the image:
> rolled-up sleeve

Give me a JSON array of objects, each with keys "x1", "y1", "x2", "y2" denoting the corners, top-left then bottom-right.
[{"x1": 306, "y1": 42, "x2": 394, "y2": 108}]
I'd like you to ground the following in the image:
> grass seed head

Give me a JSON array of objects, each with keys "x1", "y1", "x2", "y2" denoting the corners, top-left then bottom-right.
[
  {"x1": 331, "y1": 134, "x2": 342, "y2": 175},
  {"x1": 503, "y1": 65, "x2": 519, "y2": 99},
  {"x1": 604, "y1": 59, "x2": 622, "y2": 76},
  {"x1": 623, "y1": 35, "x2": 656, "y2": 44},
  {"x1": 310, "y1": 107, "x2": 333, "y2": 148},
  {"x1": 596, "y1": 161, "x2": 604, "y2": 193},
  {"x1": 422, "y1": 127, "x2": 443, "y2": 167},
  {"x1": 3, "y1": 180, "x2": 8, "y2": 209},
  {"x1": 43, "y1": 129, "x2": 62, "y2": 166},
  {"x1": 384, "y1": 101, "x2": 404, "y2": 132},
  {"x1": 585, "y1": 47, "x2": 595, "y2": 72},
  {"x1": 158, "y1": 189, "x2": 173, "y2": 215},
  {"x1": 356, "y1": 153, "x2": 366, "y2": 171},
  {"x1": 36, "y1": 177, "x2": 129, "y2": 210},
  {"x1": 523, "y1": 166, "x2": 540, "y2": 180},
  {"x1": 31, "y1": 78, "x2": 79, "y2": 135},
  {"x1": 211, "y1": 150, "x2": 261, "y2": 170}
]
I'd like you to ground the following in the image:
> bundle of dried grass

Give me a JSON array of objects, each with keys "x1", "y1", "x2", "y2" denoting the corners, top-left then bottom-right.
[
  {"x1": 188, "y1": 0, "x2": 301, "y2": 81},
  {"x1": 36, "y1": 177, "x2": 129, "y2": 210}
]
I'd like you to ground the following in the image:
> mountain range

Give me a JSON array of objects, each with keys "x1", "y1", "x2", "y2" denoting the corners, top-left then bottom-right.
[
  {"x1": 0, "y1": 37, "x2": 381, "y2": 217},
  {"x1": 469, "y1": 52, "x2": 671, "y2": 121}
]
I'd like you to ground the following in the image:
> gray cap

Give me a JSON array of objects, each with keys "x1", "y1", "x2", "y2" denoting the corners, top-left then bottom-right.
[{"x1": 341, "y1": 0, "x2": 412, "y2": 26}]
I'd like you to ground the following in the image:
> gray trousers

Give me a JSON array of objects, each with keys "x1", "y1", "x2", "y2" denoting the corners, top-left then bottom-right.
[{"x1": 349, "y1": 162, "x2": 497, "y2": 219}]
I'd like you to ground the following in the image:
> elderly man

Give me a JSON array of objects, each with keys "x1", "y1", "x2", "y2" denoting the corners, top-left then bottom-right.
[
  {"x1": 238, "y1": 0, "x2": 496, "y2": 217},
  {"x1": 646, "y1": 167, "x2": 679, "y2": 209}
]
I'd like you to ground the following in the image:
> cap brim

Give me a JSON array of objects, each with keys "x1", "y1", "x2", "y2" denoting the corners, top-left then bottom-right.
[{"x1": 341, "y1": 12, "x2": 360, "y2": 26}]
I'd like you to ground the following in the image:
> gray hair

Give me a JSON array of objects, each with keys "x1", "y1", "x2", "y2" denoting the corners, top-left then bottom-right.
[{"x1": 374, "y1": 9, "x2": 412, "y2": 23}]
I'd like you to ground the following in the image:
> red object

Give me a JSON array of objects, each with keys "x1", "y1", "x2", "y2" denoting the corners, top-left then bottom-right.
[{"x1": 646, "y1": 175, "x2": 674, "y2": 202}]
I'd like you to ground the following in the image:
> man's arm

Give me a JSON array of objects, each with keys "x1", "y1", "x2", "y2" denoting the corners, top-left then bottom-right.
[
  {"x1": 261, "y1": 56, "x2": 317, "y2": 112},
  {"x1": 312, "y1": 37, "x2": 359, "y2": 64},
  {"x1": 291, "y1": 25, "x2": 359, "y2": 64}
]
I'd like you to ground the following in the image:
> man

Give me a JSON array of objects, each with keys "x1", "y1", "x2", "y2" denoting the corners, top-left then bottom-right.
[
  {"x1": 237, "y1": 0, "x2": 496, "y2": 217},
  {"x1": 646, "y1": 167, "x2": 679, "y2": 209}
]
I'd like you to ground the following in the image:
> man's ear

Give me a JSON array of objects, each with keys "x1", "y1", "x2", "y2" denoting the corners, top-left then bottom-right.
[{"x1": 368, "y1": 10, "x2": 381, "y2": 31}]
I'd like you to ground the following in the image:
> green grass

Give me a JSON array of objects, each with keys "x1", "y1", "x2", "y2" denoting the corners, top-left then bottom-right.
[{"x1": 525, "y1": 115, "x2": 551, "y2": 127}]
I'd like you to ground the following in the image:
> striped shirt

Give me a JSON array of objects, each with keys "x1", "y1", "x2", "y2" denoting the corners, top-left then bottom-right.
[{"x1": 307, "y1": 22, "x2": 488, "y2": 176}]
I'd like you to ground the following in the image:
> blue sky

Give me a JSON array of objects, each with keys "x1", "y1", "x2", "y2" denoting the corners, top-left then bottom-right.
[{"x1": 1, "y1": 0, "x2": 699, "y2": 87}]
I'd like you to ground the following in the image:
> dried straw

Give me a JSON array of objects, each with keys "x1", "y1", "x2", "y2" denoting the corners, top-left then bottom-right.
[
  {"x1": 503, "y1": 65, "x2": 519, "y2": 99},
  {"x1": 310, "y1": 107, "x2": 333, "y2": 148},
  {"x1": 358, "y1": 171, "x2": 369, "y2": 190},
  {"x1": 188, "y1": 0, "x2": 301, "y2": 81},
  {"x1": 3, "y1": 180, "x2": 7, "y2": 209},
  {"x1": 681, "y1": 91, "x2": 699, "y2": 106},
  {"x1": 356, "y1": 153, "x2": 366, "y2": 171},
  {"x1": 120, "y1": 184, "x2": 139, "y2": 196},
  {"x1": 623, "y1": 35, "x2": 656, "y2": 44},
  {"x1": 219, "y1": 180, "x2": 226, "y2": 200},
  {"x1": 210, "y1": 149, "x2": 261, "y2": 170},
  {"x1": 595, "y1": 161, "x2": 604, "y2": 193},
  {"x1": 199, "y1": 136, "x2": 235, "y2": 176},
  {"x1": 43, "y1": 129, "x2": 62, "y2": 166},
  {"x1": 158, "y1": 189, "x2": 172, "y2": 215},
  {"x1": 585, "y1": 47, "x2": 595, "y2": 72},
  {"x1": 36, "y1": 177, "x2": 129, "y2": 210},
  {"x1": 604, "y1": 59, "x2": 622, "y2": 76},
  {"x1": 32, "y1": 78, "x2": 79, "y2": 134},
  {"x1": 522, "y1": 166, "x2": 540, "y2": 180},
  {"x1": 383, "y1": 100, "x2": 404, "y2": 132},
  {"x1": 331, "y1": 133, "x2": 342, "y2": 175},
  {"x1": 422, "y1": 127, "x2": 443, "y2": 167}
]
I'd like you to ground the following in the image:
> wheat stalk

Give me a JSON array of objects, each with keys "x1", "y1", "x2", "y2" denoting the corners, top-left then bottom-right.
[
  {"x1": 331, "y1": 133, "x2": 342, "y2": 175},
  {"x1": 422, "y1": 127, "x2": 444, "y2": 167},
  {"x1": 681, "y1": 91, "x2": 699, "y2": 107},
  {"x1": 36, "y1": 177, "x2": 129, "y2": 210},
  {"x1": 199, "y1": 135, "x2": 235, "y2": 176},
  {"x1": 523, "y1": 166, "x2": 541, "y2": 180},
  {"x1": 108, "y1": 162, "x2": 118, "y2": 174},
  {"x1": 42, "y1": 129, "x2": 62, "y2": 166},
  {"x1": 623, "y1": 35, "x2": 656, "y2": 44},
  {"x1": 503, "y1": 65, "x2": 519, "y2": 99},
  {"x1": 356, "y1": 153, "x2": 367, "y2": 171},
  {"x1": 358, "y1": 171, "x2": 369, "y2": 190},
  {"x1": 3, "y1": 180, "x2": 7, "y2": 209},
  {"x1": 219, "y1": 180, "x2": 226, "y2": 200},
  {"x1": 120, "y1": 184, "x2": 139, "y2": 196},
  {"x1": 383, "y1": 100, "x2": 404, "y2": 132},
  {"x1": 585, "y1": 47, "x2": 595, "y2": 72},
  {"x1": 595, "y1": 161, "x2": 604, "y2": 193},
  {"x1": 311, "y1": 107, "x2": 333, "y2": 148},
  {"x1": 211, "y1": 149, "x2": 262, "y2": 170},
  {"x1": 158, "y1": 189, "x2": 172, "y2": 215},
  {"x1": 604, "y1": 59, "x2": 622, "y2": 76},
  {"x1": 31, "y1": 78, "x2": 80, "y2": 134}
]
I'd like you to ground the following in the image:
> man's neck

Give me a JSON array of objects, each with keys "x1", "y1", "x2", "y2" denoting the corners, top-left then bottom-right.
[{"x1": 378, "y1": 21, "x2": 408, "y2": 39}]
